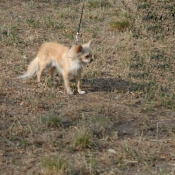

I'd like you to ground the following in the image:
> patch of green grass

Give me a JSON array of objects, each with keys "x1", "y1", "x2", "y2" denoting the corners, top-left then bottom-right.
[
  {"x1": 44, "y1": 16, "x2": 57, "y2": 30},
  {"x1": 44, "y1": 77, "x2": 55, "y2": 87},
  {"x1": 59, "y1": 7, "x2": 75, "y2": 19},
  {"x1": 26, "y1": 18, "x2": 40, "y2": 28},
  {"x1": 20, "y1": 139, "x2": 29, "y2": 148},
  {"x1": 115, "y1": 10, "x2": 132, "y2": 19},
  {"x1": 42, "y1": 155, "x2": 69, "y2": 175},
  {"x1": 81, "y1": 115, "x2": 113, "y2": 139},
  {"x1": 86, "y1": 27, "x2": 99, "y2": 38},
  {"x1": 10, "y1": 25, "x2": 18, "y2": 42},
  {"x1": 88, "y1": 0, "x2": 110, "y2": 8},
  {"x1": 41, "y1": 113, "x2": 62, "y2": 128},
  {"x1": 110, "y1": 20, "x2": 130, "y2": 31},
  {"x1": 73, "y1": 130, "x2": 94, "y2": 150},
  {"x1": 147, "y1": 24, "x2": 163, "y2": 33},
  {"x1": 58, "y1": 22, "x2": 66, "y2": 30},
  {"x1": 157, "y1": 92, "x2": 175, "y2": 109},
  {"x1": 26, "y1": 95, "x2": 39, "y2": 108},
  {"x1": 137, "y1": 3, "x2": 151, "y2": 9},
  {"x1": 0, "y1": 24, "x2": 19, "y2": 45},
  {"x1": 89, "y1": 155, "x2": 97, "y2": 174},
  {"x1": 142, "y1": 12, "x2": 157, "y2": 21},
  {"x1": 26, "y1": 0, "x2": 39, "y2": 9}
]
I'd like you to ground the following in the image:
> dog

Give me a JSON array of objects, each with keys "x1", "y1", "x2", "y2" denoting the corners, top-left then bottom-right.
[{"x1": 17, "y1": 41, "x2": 92, "y2": 95}]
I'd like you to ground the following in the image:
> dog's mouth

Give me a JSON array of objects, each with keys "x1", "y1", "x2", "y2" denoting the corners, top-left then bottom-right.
[
  {"x1": 89, "y1": 58, "x2": 93, "y2": 63},
  {"x1": 85, "y1": 60, "x2": 93, "y2": 67},
  {"x1": 82, "y1": 58, "x2": 93, "y2": 64},
  {"x1": 87, "y1": 60, "x2": 93, "y2": 64},
  {"x1": 87, "y1": 58, "x2": 93, "y2": 63}
]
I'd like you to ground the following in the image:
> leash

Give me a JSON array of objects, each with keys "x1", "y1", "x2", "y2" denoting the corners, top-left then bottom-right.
[{"x1": 75, "y1": 0, "x2": 85, "y2": 44}]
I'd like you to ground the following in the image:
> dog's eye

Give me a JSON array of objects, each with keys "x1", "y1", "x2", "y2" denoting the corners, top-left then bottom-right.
[{"x1": 85, "y1": 55, "x2": 89, "y2": 58}]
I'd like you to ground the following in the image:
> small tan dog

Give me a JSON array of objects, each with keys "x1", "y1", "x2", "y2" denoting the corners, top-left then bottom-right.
[{"x1": 18, "y1": 41, "x2": 92, "y2": 95}]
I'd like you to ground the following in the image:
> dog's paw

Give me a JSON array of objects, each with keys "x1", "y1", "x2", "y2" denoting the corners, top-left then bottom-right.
[
  {"x1": 78, "y1": 90, "x2": 86, "y2": 95},
  {"x1": 37, "y1": 82, "x2": 43, "y2": 88},
  {"x1": 67, "y1": 91, "x2": 74, "y2": 95}
]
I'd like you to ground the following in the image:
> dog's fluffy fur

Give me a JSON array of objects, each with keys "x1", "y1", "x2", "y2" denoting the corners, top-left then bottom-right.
[{"x1": 18, "y1": 41, "x2": 92, "y2": 95}]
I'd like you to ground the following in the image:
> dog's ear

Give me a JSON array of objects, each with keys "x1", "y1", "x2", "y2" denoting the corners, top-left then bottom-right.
[
  {"x1": 87, "y1": 40, "x2": 92, "y2": 47},
  {"x1": 67, "y1": 45, "x2": 83, "y2": 58},
  {"x1": 83, "y1": 40, "x2": 92, "y2": 48},
  {"x1": 76, "y1": 45, "x2": 83, "y2": 53}
]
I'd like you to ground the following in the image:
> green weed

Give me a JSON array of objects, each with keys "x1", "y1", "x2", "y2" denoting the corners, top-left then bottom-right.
[
  {"x1": 26, "y1": 18, "x2": 40, "y2": 28},
  {"x1": 26, "y1": 1, "x2": 38, "y2": 8},
  {"x1": 59, "y1": 7, "x2": 75, "y2": 19},
  {"x1": 26, "y1": 95, "x2": 39, "y2": 108},
  {"x1": 110, "y1": 20, "x2": 130, "y2": 31},
  {"x1": 74, "y1": 130, "x2": 94, "y2": 150},
  {"x1": 20, "y1": 139, "x2": 29, "y2": 148},
  {"x1": 88, "y1": 0, "x2": 110, "y2": 8},
  {"x1": 44, "y1": 16, "x2": 57, "y2": 30},
  {"x1": 115, "y1": 10, "x2": 132, "y2": 19},
  {"x1": 1, "y1": 24, "x2": 19, "y2": 45},
  {"x1": 137, "y1": 3, "x2": 151, "y2": 9},
  {"x1": 147, "y1": 24, "x2": 163, "y2": 33},
  {"x1": 42, "y1": 155, "x2": 69, "y2": 175},
  {"x1": 81, "y1": 115, "x2": 113, "y2": 138},
  {"x1": 41, "y1": 113, "x2": 62, "y2": 128}
]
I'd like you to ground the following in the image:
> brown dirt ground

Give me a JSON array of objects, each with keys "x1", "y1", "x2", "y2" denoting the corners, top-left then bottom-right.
[{"x1": 0, "y1": 0, "x2": 175, "y2": 174}]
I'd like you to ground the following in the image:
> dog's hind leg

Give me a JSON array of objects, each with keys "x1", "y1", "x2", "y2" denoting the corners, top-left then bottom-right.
[{"x1": 37, "y1": 63, "x2": 47, "y2": 83}]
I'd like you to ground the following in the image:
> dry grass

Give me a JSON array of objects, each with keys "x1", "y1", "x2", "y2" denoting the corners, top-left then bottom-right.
[{"x1": 1, "y1": 0, "x2": 175, "y2": 174}]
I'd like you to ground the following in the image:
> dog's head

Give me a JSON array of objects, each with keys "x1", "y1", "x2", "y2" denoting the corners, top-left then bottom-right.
[{"x1": 67, "y1": 41, "x2": 93, "y2": 64}]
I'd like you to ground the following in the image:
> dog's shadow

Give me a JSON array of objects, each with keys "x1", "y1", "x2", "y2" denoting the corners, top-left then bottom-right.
[{"x1": 83, "y1": 77, "x2": 146, "y2": 93}]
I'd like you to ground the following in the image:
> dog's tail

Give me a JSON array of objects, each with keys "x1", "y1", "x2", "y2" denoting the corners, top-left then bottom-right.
[{"x1": 17, "y1": 57, "x2": 39, "y2": 80}]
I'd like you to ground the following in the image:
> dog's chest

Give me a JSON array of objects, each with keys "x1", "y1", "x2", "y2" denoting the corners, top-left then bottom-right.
[{"x1": 69, "y1": 60, "x2": 82, "y2": 75}]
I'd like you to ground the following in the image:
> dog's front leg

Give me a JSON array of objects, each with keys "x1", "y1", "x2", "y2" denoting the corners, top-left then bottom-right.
[
  {"x1": 62, "y1": 72, "x2": 73, "y2": 95},
  {"x1": 76, "y1": 70, "x2": 85, "y2": 94}
]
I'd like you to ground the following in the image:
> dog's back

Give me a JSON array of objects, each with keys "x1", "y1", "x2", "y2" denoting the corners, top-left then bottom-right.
[{"x1": 37, "y1": 42, "x2": 69, "y2": 63}]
